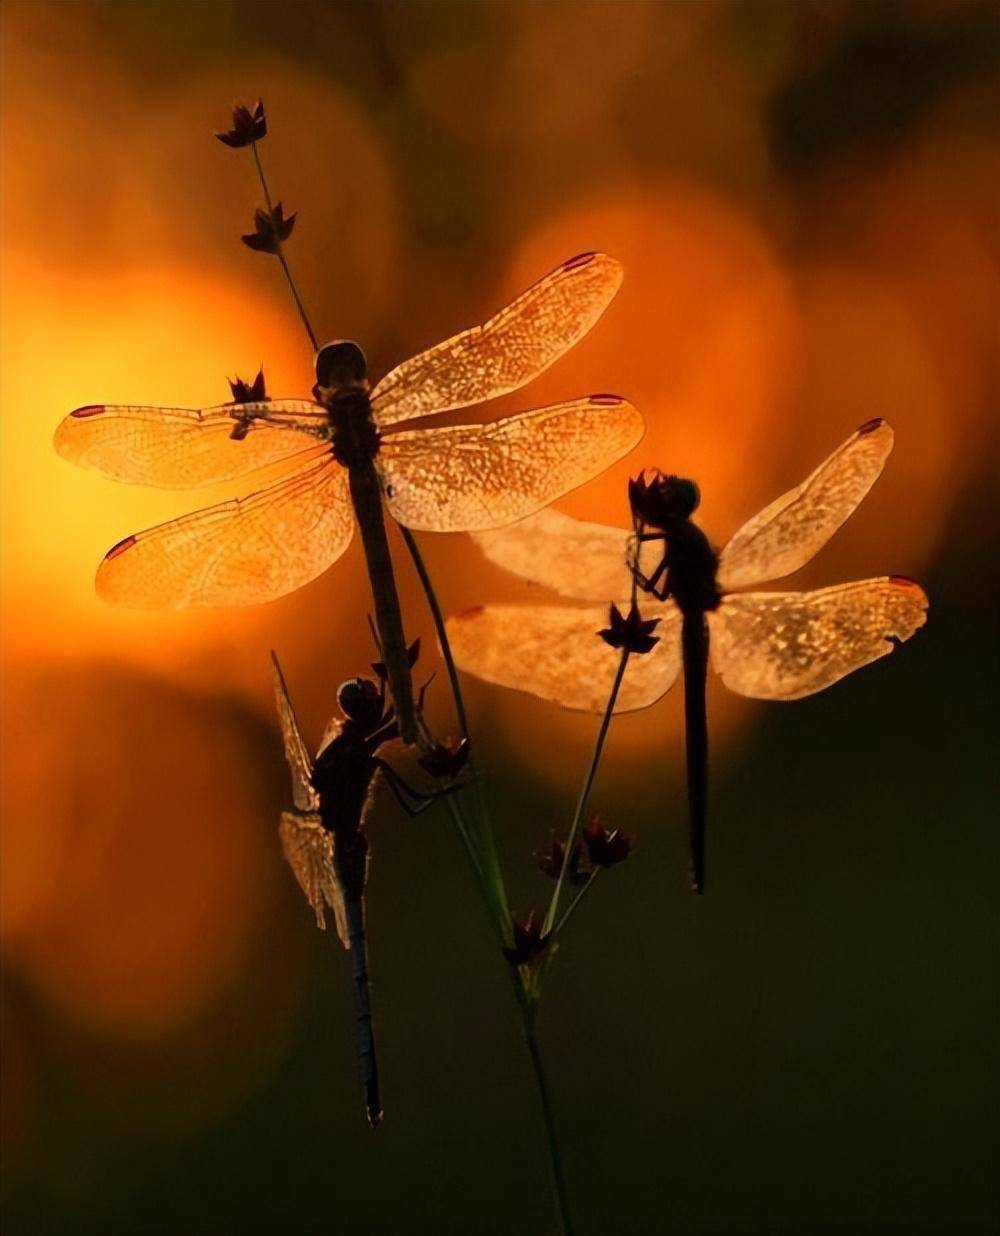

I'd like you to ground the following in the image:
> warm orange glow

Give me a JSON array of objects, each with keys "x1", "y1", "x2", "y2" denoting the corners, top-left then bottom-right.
[
  {"x1": 499, "y1": 185, "x2": 801, "y2": 531},
  {"x1": 2, "y1": 664, "x2": 272, "y2": 1035},
  {"x1": 2, "y1": 254, "x2": 310, "y2": 669}
]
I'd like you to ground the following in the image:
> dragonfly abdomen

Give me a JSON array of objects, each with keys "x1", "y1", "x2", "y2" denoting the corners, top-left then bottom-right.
[
  {"x1": 681, "y1": 610, "x2": 710, "y2": 895},
  {"x1": 344, "y1": 893, "x2": 382, "y2": 1128}
]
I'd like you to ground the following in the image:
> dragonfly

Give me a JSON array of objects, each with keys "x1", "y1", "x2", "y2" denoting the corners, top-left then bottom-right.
[
  {"x1": 54, "y1": 252, "x2": 642, "y2": 744},
  {"x1": 272, "y1": 651, "x2": 456, "y2": 1127},
  {"x1": 446, "y1": 418, "x2": 928, "y2": 893}
]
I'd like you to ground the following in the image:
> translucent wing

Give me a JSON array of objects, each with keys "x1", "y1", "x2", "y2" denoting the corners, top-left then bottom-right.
[
  {"x1": 370, "y1": 252, "x2": 623, "y2": 426},
  {"x1": 96, "y1": 451, "x2": 354, "y2": 608},
  {"x1": 377, "y1": 395, "x2": 643, "y2": 532},
  {"x1": 446, "y1": 601, "x2": 681, "y2": 713},
  {"x1": 717, "y1": 419, "x2": 894, "y2": 590},
  {"x1": 54, "y1": 399, "x2": 326, "y2": 488},
  {"x1": 473, "y1": 509, "x2": 663, "y2": 602},
  {"x1": 270, "y1": 652, "x2": 318, "y2": 813},
  {"x1": 278, "y1": 811, "x2": 349, "y2": 946},
  {"x1": 707, "y1": 577, "x2": 928, "y2": 700}
]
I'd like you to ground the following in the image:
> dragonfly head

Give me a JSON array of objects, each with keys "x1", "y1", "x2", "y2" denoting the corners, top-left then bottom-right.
[
  {"x1": 337, "y1": 676, "x2": 386, "y2": 730},
  {"x1": 629, "y1": 472, "x2": 700, "y2": 529},
  {"x1": 314, "y1": 341, "x2": 369, "y2": 397}
]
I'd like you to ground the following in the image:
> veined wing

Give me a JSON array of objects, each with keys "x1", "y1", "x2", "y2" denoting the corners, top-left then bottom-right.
[
  {"x1": 473, "y1": 509, "x2": 663, "y2": 602},
  {"x1": 377, "y1": 395, "x2": 642, "y2": 532},
  {"x1": 278, "y1": 811, "x2": 349, "y2": 945},
  {"x1": 54, "y1": 399, "x2": 326, "y2": 488},
  {"x1": 708, "y1": 577, "x2": 928, "y2": 700},
  {"x1": 717, "y1": 419, "x2": 894, "y2": 590},
  {"x1": 270, "y1": 652, "x2": 318, "y2": 813},
  {"x1": 97, "y1": 450, "x2": 353, "y2": 608},
  {"x1": 446, "y1": 601, "x2": 681, "y2": 713},
  {"x1": 370, "y1": 252, "x2": 623, "y2": 426}
]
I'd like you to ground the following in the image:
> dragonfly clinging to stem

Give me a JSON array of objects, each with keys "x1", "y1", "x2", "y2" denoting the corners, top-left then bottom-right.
[
  {"x1": 272, "y1": 650, "x2": 458, "y2": 1127},
  {"x1": 447, "y1": 418, "x2": 929, "y2": 893},
  {"x1": 54, "y1": 252, "x2": 640, "y2": 744}
]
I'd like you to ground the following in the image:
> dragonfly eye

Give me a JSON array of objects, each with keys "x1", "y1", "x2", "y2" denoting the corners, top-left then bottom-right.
[
  {"x1": 315, "y1": 341, "x2": 368, "y2": 390},
  {"x1": 337, "y1": 677, "x2": 383, "y2": 726},
  {"x1": 631, "y1": 474, "x2": 699, "y2": 527}
]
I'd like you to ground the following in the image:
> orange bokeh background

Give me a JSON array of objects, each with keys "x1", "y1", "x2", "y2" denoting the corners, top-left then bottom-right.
[{"x1": 2, "y1": 2, "x2": 997, "y2": 1228}]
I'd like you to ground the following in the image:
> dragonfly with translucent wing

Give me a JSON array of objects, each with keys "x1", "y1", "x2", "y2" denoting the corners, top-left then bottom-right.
[
  {"x1": 54, "y1": 252, "x2": 642, "y2": 743},
  {"x1": 447, "y1": 418, "x2": 928, "y2": 893},
  {"x1": 272, "y1": 651, "x2": 459, "y2": 1127}
]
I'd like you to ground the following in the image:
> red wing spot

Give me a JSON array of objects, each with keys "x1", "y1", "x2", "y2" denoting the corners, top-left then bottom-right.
[
  {"x1": 562, "y1": 251, "x2": 596, "y2": 271},
  {"x1": 105, "y1": 535, "x2": 137, "y2": 561},
  {"x1": 857, "y1": 417, "x2": 885, "y2": 435},
  {"x1": 71, "y1": 405, "x2": 106, "y2": 418},
  {"x1": 588, "y1": 393, "x2": 623, "y2": 406}
]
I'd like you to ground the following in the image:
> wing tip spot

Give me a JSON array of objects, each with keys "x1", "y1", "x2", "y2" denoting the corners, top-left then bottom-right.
[
  {"x1": 857, "y1": 416, "x2": 886, "y2": 435},
  {"x1": 589, "y1": 393, "x2": 624, "y2": 406},
  {"x1": 71, "y1": 404, "x2": 105, "y2": 418},
  {"x1": 105, "y1": 534, "x2": 137, "y2": 561},
  {"x1": 563, "y1": 251, "x2": 597, "y2": 270},
  {"x1": 455, "y1": 605, "x2": 484, "y2": 620}
]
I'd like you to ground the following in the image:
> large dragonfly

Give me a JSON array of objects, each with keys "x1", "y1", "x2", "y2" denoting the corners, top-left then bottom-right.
[
  {"x1": 54, "y1": 252, "x2": 641, "y2": 743},
  {"x1": 272, "y1": 651, "x2": 455, "y2": 1127},
  {"x1": 447, "y1": 419, "x2": 928, "y2": 893}
]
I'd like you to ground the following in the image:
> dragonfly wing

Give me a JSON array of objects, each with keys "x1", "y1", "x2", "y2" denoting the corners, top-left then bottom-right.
[
  {"x1": 707, "y1": 577, "x2": 928, "y2": 700},
  {"x1": 473, "y1": 508, "x2": 666, "y2": 602},
  {"x1": 96, "y1": 451, "x2": 354, "y2": 608},
  {"x1": 717, "y1": 419, "x2": 894, "y2": 590},
  {"x1": 278, "y1": 811, "x2": 350, "y2": 946},
  {"x1": 270, "y1": 652, "x2": 318, "y2": 813},
  {"x1": 377, "y1": 396, "x2": 642, "y2": 532},
  {"x1": 370, "y1": 252, "x2": 623, "y2": 426},
  {"x1": 54, "y1": 400, "x2": 327, "y2": 488},
  {"x1": 446, "y1": 601, "x2": 681, "y2": 713}
]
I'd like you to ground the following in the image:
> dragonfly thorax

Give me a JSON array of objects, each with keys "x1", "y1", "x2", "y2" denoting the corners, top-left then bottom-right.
[
  {"x1": 659, "y1": 520, "x2": 722, "y2": 614},
  {"x1": 322, "y1": 387, "x2": 379, "y2": 468}
]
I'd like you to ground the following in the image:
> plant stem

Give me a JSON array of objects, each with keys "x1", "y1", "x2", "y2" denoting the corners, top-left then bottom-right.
[
  {"x1": 544, "y1": 647, "x2": 629, "y2": 934},
  {"x1": 400, "y1": 526, "x2": 510, "y2": 939},
  {"x1": 250, "y1": 141, "x2": 319, "y2": 351},
  {"x1": 523, "y1": 1010, "x2": 574, "y2": 1236},
  {"x1": 399, "y1": 526, "x2": 470, "y2": 744},
  {"x1": 553, "y1": 870, "x2": 601, "y2": 938}
]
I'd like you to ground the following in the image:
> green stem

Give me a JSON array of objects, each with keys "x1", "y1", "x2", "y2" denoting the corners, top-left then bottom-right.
[
  {"x1": 543, "y1": 647, "x2": 629, "y2": 934},
  {"x1": 250, "y1": 141, "x2": 319, "y2": 352},
  {"x1": 553, "y1": 870, "x2": 601, "y2": 939},
  {"x1": 400, "y1": 527, "x2": 510, "y2": 939},
  {"x1": 523, "y1": 1012, "x2": 574, "y2": 1236},
  {"x1": 399, "y1": 526, "x2": 470, "y2": 744}
]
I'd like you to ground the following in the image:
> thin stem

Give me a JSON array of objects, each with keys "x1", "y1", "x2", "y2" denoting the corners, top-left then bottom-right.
[
  {"x1": 250, "y1": 141, "x2": 319, "y2": 352},
  {"x1": 401, "y1": 526, "x2": 511, "y2": 939},
  {"x1": 399, "y1": 526, "x2": 470, "y2": 744},
  {"x1": 523, "y1": 1015, "x2": 574, "y2": 1236},
  {"x1": 543, "y1": 647, "x2": 629, "y2": 934},
  {"x1": 553, "y1": 870, "x2": 601, "y2": 939}
]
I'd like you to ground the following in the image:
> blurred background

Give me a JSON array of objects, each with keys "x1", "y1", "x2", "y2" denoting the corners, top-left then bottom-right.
[{"x1": 1, "y1": 1, "x2": 997, "y2": 1232}]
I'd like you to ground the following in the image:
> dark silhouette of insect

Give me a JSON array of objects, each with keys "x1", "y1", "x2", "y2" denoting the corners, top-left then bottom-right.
[
  {"x1": 272, "y1": 650, "x2": 454, "y2": 1127},
  {"x1": 448, "y1": 419, "x2": 928, "y2": 893},
  {"x1": 54, "y1": 253, "x2": 641, "y2": 744}
]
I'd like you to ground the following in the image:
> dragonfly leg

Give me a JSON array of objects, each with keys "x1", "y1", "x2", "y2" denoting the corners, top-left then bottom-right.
[
  {"x1": 634, "y1": 556, "x2": 670, "y2": 600},
  {"x1": 376, "y1": 759, "x2": 463, "y2": 818}
]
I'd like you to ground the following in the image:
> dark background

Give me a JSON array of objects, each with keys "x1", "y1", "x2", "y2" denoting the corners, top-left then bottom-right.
[{"x1": 2, "y1": 1, "x2": 997, "y2": 1233}]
